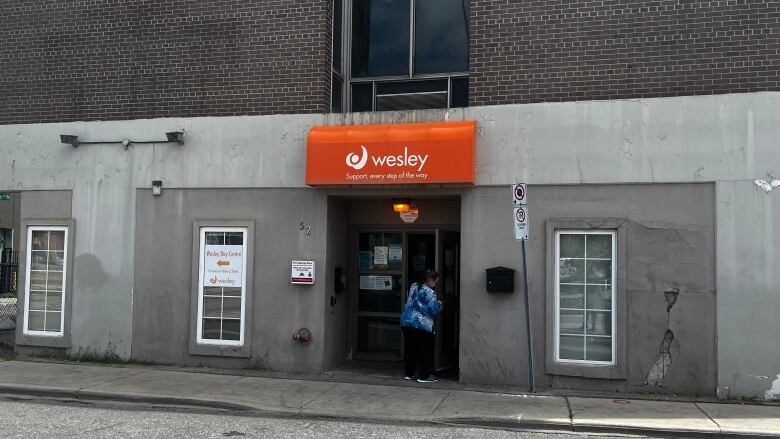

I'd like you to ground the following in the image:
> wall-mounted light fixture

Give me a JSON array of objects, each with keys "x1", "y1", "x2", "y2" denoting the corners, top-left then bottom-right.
[
  {"x1": 165, "y1": 131, "x2": 185, "y2": 145},
  {"x1": 152, "y1": 180, "x2": 163, "y2": 196},
  {"x1": 59, "y1": 135, "x2": 80, "y2": 147},
  {"x1": 392, "y1": 198, "x2": 411, "y2": 213},
  {"x1": 59, "y1": 131, "x2": 185, "y2": 149}
]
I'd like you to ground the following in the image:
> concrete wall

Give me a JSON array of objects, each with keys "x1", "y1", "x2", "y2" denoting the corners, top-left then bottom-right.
[
  {"x1": 323, "y1": 198, "x2": 350, "y2": 370},
  {"x1": 1, "y1": 92, "x2": 779, "y2": 396},
  {"x1": 133, "y1": 188, "x2": 329, "y2": 371},
  {"x1": 717, "y1": 181, "x2": 780, "y2": 400},
  {"x1": 460, "y1": 184, "x2": 717, "y2": 395},
  {"x1": 19, "y1": 192, "x2": 71, "y2": 222},
  {"x1": 4, "y1": 93, "x2": 776, "y2": 191},
  {"x1": 15, "y1": 191, "x2": 73, "y2": 352}
]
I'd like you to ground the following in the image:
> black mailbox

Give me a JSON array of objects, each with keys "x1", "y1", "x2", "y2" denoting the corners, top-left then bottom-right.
[{"x1": 486, "y1": 266, "x2": 515, "y2": 293}]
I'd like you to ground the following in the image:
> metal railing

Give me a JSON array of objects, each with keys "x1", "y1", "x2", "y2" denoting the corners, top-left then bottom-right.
[{"x1": 0, "y1": 249, "x2": 18, "y2": 348}]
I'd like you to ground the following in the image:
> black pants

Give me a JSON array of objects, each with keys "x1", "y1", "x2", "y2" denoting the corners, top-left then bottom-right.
[{"x1": 402, "y1": 327, "x2": 435, "y2": 378}]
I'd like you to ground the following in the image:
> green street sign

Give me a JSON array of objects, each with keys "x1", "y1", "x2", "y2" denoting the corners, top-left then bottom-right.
[{"x1": 0, "y1": 193, "x2": 12, "y2": 201}]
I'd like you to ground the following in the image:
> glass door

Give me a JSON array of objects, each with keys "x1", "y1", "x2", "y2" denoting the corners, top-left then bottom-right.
[{"x1": 355, "y1": 231, "x2": 405, "y2": 360}]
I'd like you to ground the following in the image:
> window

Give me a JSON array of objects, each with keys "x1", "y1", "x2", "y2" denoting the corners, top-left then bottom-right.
[
  {"x1": 196, "y1": 227, "x2": 248, "y2": 346},
  {"x1": 555, "y1": 231, "x2": 616, "y2": 364},
  {"x1": 343, "y1": 0, "x2": 469, "y2": 111},
  {"x1": 24, "y1": 226, "x2": 68, "y2": 336}
]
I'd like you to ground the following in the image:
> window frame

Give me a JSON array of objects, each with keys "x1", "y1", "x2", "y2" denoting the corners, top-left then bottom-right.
[
  {"x1": 23, "y1": 225, "x2": 69, "y2": 337},
  {"x1": 16, "y1": 218, "x2": 75, "y2": 349},
  {"x1": 341, "y1": 0, "x2": 470, "y2": 112},
  {"x1": 554, "y1": 229, "x2": 617, "y2": 365},
  {"x1": 331, "y1": 0, "x2": 346, "y2": 112},
  {"x1": 189, "y1": 220, "x2": 254, "y2": 358},
  {"x1": 545, "y1": 219, "x2": 627, "y2": 380}
]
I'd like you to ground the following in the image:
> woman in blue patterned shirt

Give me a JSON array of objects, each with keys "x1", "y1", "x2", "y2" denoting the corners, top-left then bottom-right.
[{"x1": 400, "y1": 270, "x2": 442, "y2": 383}]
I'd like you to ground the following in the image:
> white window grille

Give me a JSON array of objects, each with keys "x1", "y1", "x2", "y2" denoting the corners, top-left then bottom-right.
[
  {"x1": 196, "y1": 227, "x2": 248, "y2": 346},
  {"x1": 555, "y1": 230, "x2": 617, "y2": 364},
  {"x1": 24, "y1": 226, "x2": 68, "y2": 336}
]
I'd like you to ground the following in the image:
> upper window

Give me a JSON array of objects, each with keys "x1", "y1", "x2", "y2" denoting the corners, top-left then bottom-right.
[
  {"x1": 24, "y1": 226, "x2": 68, "y2": 336},
  {"x1": 337, "y1": 0, "x2": 469, "y2": 112},
  {"x1": 196, "y1": 227, "x2": 248, "y2": 346},
  {"x1": 351, "y1": 0, "x2": 469, "y2": 77},
  {"x1": 555, "y1": 231, "x2": 616, "y2": 364}
]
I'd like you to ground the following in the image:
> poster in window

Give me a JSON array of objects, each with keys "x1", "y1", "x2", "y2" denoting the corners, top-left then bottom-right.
[
  {"x1": 374, "y1": 275, "x2": 393, "y2": 290},
  {"x1": 359, "y1": 251, "x2": 373, "y2": 270},
  {"x1": 203, "y1": 245, "x2": 244, "y2": 287},
  {"x1": 373, "y1": 246, "x2": 388, "y2": 265},
  {"x1": 389, "y1": 244, "x2": 402, "y2": 263},
  {"x1": 359, "y1": 275, "x2": 393, "y2": 290}
]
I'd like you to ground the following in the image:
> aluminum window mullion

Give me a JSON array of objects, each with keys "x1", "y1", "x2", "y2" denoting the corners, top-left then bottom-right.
[
  {"x1": 351, "y1": 72, "x2": 469, "y2": 82},
  {"x1": 43, "y1": 232, "x2": 50, "y2": 332},
  {"x1": 372, "y1": 81, "x2": 376, "y2": 111},
  {"x1": 331, "y1": 0, "x2": 347, "y2": 112},
  {"x1": 583, "y1": 234, "x2": 588, "y2": 360},
  {"x1": 609, "y1": 232, "x2": 618, "y2": 364},
  {"x1": 554, "y1": 232, "x2": 561, "y2": 361},
  {"x1": 409, "y1": 0, "x2": 415, "y2": 78},
  {"x1": 376, "y1": 90, "x2": 448, "y2": 98},
  {"x1": 447, "y1": 76, "x2": 452, "y2": 108},
  {"x1": 344, "y1": 0, "x2": 352, "y2": 111}
]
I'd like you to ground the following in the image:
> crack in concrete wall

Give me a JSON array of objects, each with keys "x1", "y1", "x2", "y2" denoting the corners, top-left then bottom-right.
[{"x1": 645, "y1": 288, "x2": 680, "y2": 386}]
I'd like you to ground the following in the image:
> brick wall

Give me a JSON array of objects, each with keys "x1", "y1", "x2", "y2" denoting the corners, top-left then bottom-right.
[
  {"x1": 2, "y1": 1, "x2": 778, "y2": 123},
  {"x1": 0, "y1": 1, "x2": 332, "y2": 124},
  {"x1": 470, "y1": 0, "x2": 780, "y2": 105}
]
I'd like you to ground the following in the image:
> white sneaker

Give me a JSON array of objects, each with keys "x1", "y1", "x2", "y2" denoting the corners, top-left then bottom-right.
[
  {"x1": 416, "y1": 375, "x2": 438, "y2": 383},
  {"x1": 404, "y1": 376, "x2": 413, "y2": 380}
]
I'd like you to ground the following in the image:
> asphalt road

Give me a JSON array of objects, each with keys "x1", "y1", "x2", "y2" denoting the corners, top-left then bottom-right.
[{"x1": 0, "y1": 396, "x2": 652, "y2": 439}]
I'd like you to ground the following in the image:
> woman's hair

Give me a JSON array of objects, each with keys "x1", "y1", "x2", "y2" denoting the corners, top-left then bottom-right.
[
  {"x1": 422, "y1": 269, "x2": 439, "y2": 283},
  {"x1": 411, "y1": 270, "x2": 439, "y2": 290}
]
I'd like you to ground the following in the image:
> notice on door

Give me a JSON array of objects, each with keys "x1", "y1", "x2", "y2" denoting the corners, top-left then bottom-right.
[
  {"x1": 373, "y1": 246, "x2": 388, "y2": 265},
  {"x1": 204, "y1": 245, "x2": 244, "y2": 287},
  {"x1": 359, "y1": 275, "x2": 393, "y2": 290},
  {"x1": 291, "y1": 260, "x2": 315, "y2": 284},
  {"x1": 389, "y1": 244, "x2": 402, "y2": 263}
]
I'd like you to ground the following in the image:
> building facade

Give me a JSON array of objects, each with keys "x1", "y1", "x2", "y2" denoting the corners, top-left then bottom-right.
[{"x1": 1, "y1": 1, "x2": 778, "y2": 399}]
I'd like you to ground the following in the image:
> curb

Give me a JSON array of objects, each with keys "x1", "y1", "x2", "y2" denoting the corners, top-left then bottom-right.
[
  {"x1": 0, "y1": 384, "x2": 777, "y2": 439},
  {"x1": 0, "y1": 384, "x2": 254, "y2": 413}
]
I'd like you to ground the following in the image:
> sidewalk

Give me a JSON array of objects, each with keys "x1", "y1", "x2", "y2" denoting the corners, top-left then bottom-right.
[{"x1": 0, "y1": 359, "x2": 778, "y2": 438}]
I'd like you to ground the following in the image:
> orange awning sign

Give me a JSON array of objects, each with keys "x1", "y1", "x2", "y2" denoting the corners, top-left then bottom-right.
[{"x1": 306, "y1": 121, "x2": 476, "y2": 185}]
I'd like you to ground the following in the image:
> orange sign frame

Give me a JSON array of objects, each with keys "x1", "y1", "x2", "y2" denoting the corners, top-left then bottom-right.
[{"x1": 306, "y1": 120, "x2": 476, "y2": 185}]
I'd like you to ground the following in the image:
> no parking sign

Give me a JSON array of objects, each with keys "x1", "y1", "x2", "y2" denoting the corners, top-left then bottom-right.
[
  {"x1": 512, "y1": 183, "x2": 528, "y2": 240},
  {"x1": 512, "y1": 183, "x2": 527, "y2": 206},
  {"x1": 513, "y1": 206, "x2": 528, "y2": 240}
]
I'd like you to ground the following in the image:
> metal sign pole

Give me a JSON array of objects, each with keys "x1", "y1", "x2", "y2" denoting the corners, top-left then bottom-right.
[
  {"x1": 521, "y1": 238, "x2": 535, "y2": 393},
  {"x1": 513, "y1": 183, "x2": 534, "y2": 393}
]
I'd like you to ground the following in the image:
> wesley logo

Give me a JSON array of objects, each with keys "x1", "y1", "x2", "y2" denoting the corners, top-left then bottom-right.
[
  {"x1": 371, "y1": 147, "x2": 428, "y2": 172},
  {"x1": 345, "y1": 146, "x2": 429, "y2": 172},
  {"x1": 345, "y1": 145, "x2": 369, "y2": 170}
]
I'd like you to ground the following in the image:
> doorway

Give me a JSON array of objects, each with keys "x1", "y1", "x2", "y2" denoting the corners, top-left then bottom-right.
[{"x1": 349, "y1": 227, "x2": 460, "y2": 375}]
